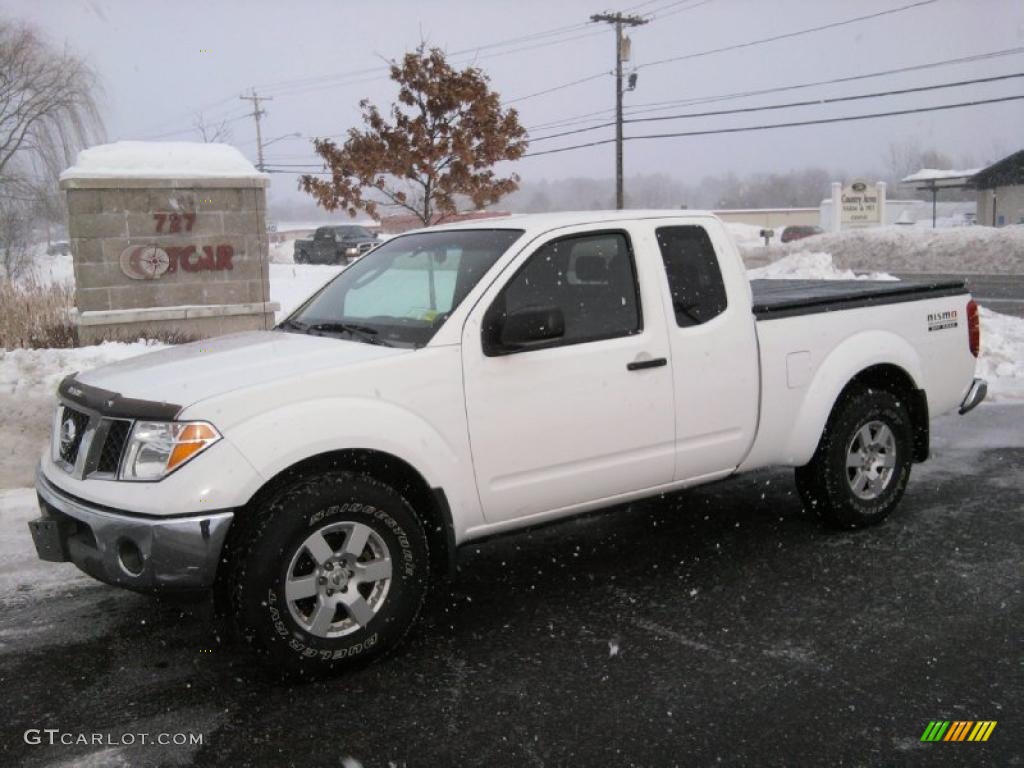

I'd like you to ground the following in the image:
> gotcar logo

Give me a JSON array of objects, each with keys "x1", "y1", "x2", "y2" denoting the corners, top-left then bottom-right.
[
  {"x1": 120, "y1": 245, "x2": 170, "y2": 280},
  {"x1": 927, "y1": 310, "x2": 958, "y2": 331}
]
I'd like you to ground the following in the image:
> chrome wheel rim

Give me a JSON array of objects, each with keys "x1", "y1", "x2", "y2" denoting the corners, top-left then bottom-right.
[
  {"x1": 285, "y1": 521, "x2": 392, "y2": 638},
  {"x1": 845, "y1": 420, "x2": 897, "y2": 501}
]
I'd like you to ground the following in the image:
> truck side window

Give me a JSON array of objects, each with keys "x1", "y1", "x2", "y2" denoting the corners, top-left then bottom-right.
[
  {"x1": 498, "y1": 231, "x2": 642, "y2": 347},
  {"x1": 655, "y1": 226, "x2": 728, "y2": 327}
]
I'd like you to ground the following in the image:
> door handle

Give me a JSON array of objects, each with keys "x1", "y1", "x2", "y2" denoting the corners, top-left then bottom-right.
[{"x1": 627, "y1": 357, "x2": 667, "y2": 371}]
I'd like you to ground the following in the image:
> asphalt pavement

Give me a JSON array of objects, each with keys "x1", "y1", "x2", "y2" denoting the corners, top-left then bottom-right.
[
  {"x1": 1, "y1": 405, "x2": 1021, "y2": 767},
  {"x1": 896, "y1": 272, "x2": 1024, "y2": 318}
]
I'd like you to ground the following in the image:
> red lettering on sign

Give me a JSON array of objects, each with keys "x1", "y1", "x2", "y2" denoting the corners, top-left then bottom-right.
[
  {"x1": 144, "y1": 243, "x2": 234, "y2": 275},
  {"x1": 215, "y1": 244, "x2": 234, "y2": 270},
  {"x1": 153, "y1": 212, "x2": 196, "y2": 233}
]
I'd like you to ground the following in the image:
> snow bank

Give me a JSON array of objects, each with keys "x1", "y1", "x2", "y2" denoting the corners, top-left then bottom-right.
[
  {"x1": 748, "y1": 251, "x2": 897, "y2": 281},
  {"x1": 745, "y1": 225, "x2": 1024, "y2": 274},
  {"x1": 61, "y1": 141, "x2": 265, "y2": 180},
  {"x1": 976, "y1": 307, "x2": 1024, "y2": 402},
  {"x1": 0, "y1": 340, "x2": 168, "y2": 398}
]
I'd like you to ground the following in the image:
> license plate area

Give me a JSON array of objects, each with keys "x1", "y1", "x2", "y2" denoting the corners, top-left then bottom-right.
[{"x1": 28, "y1": 516, "x2": 69, "y2": 562}]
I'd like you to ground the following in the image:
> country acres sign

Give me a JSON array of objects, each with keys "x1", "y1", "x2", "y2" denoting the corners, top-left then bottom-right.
[{"x1": 840, "y1": 180, "x2": 881, "y2": 226}]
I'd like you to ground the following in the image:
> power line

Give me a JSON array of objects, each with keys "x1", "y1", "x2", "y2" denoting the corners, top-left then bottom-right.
[
  {"x1": 512, "y1": 0, "x2": 938, "y2": 105},
  {"x1": 527, "y1": 71, "x2": 1024, "y2": 142},
  {"x1": 636, "y1": 0, "x2": 939, "y2": 71},
  {"x1": 520, "y1": 94, "x2": 1024, "y2": 157},
  {"x1": 524, "y1": 45, "x2": 1024, "y2": 132}
]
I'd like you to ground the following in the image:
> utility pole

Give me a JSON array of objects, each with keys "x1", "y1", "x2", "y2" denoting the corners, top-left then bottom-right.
[
  {"x1": 239, "y1": 89, "x2": 273, "y2": 171},
  {"x1": 591, "y1": 12, "x2": 648, "y2": 209}
]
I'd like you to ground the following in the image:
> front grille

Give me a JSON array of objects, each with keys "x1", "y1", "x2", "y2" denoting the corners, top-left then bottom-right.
[
  {"x1": 97, "y1": 420, "x2": 132, "y2": 474},
  {"x1": 58, "y1": 407, "x2": 90, "y2": 465}
]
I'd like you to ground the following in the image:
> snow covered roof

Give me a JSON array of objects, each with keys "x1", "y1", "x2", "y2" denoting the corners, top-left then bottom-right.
[
  {"x1": 60, "y1": 141, "x2": 266, "y2": 181},
  {"x1": 901, "y1": 167, "x2": 981, "y2": 185}
]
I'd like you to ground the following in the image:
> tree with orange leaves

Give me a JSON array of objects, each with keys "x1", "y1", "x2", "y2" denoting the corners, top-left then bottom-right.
[{"x1": 300, "y1": 45, "x2": 528, "y2": 227}]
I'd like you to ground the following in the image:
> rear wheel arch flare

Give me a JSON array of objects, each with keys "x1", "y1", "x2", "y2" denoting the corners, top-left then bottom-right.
[{"x1": 832, "y1": 363, "x2": 929, "y2": 462}]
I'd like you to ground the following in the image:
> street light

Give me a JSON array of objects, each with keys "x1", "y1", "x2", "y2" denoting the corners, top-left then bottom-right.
[{"x1": 263, "y1": 132, "x2": 302, "y2": 149}]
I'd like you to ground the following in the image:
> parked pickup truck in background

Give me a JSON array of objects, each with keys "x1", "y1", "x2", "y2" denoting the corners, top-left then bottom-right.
[
  {"x1": 293, "y1": 225, "x2": 379, "y2": 264},
  {"x1": 29, "y1": 211, "x2": 986, "y2": 677}
]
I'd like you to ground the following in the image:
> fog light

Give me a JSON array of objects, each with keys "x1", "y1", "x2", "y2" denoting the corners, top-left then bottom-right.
[{"x1": 118, "y1": 538, "x2": 145, "y2": 576}]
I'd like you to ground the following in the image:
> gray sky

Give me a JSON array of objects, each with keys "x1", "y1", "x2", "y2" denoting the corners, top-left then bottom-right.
[{"x1": 5, "y1": 0, "x2": 1023, "y2": 204}]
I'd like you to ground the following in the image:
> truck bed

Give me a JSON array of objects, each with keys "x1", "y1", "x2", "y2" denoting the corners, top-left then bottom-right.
[{"x1": 750, "y1": 278, "x2": 968, "y2": 320}]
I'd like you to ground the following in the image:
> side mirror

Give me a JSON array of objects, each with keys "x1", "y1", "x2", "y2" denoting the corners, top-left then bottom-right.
[{"x1": 486, "y1": 306, "x2": 565, "y2": 354}]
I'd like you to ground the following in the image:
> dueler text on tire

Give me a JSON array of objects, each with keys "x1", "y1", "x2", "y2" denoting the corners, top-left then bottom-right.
[
  {"x1": 795, "y1": 388, "x2": 914, "y2": 529},
  {"x1": 224, "y1": 471, "x2": 429, "y2": 678}
]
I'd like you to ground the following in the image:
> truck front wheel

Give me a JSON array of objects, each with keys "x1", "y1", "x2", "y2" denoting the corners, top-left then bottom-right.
[
  {"x1": 224, "y1": 471, "x2": 429, "y2": 677},
  {"x1": 795, "y1": 388, "x2": 913, "y2": 529}
]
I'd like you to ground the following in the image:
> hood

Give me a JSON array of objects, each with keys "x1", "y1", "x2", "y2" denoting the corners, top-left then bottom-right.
[{"x1": 75, "y1": 331, "x2": 406, "y2": 410}]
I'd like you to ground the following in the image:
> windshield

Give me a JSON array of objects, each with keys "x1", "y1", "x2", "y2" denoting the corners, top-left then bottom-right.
[
  {"x1": 282, "y1": 228, "x2": 523, "y2": 348},
  {"x1": 335, "y1": 226, "x2": 372, "y2": 238}
]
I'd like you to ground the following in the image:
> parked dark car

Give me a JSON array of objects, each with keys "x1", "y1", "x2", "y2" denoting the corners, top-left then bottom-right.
[
  {"x1": 294, "y1": 225, "x2": 379, "y2": 265},
  {"x1": 780, "y1": 225, "x2": 824, "y2": 243}
]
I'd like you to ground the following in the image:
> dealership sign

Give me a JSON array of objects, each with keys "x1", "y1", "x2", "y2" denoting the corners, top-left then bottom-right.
[
  {"x1": 119, "y1": 212, "x2": 235, "y2": 280},
  {"x1": 120, "y1": 244, "x2": 234, "y2": 280},
  {"x1": 840, "y1": 180, "x2": 881, "y2": 226}
]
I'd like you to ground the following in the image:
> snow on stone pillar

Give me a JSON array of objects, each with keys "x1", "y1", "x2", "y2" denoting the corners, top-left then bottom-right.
[
  {"x1": 876, "y1": 181, "x2": 887, "y2": 226},
  {"x1": 830, "y1": 182, "x2": 842, "y2": 233},
  {"x1": 59, "y1": 142, "x2": 279, "y2": 345}
]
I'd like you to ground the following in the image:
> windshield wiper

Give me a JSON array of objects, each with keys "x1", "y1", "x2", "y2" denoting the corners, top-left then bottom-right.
[
  {"x1": 307, "y1": 322, "x2": 392, "y2": 346},
  {"x1": 277, "y1": 318, "x2": 307, "y2": 332}
]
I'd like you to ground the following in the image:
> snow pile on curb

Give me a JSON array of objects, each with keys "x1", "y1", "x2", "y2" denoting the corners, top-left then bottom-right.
[
  {"x1": 976, "y1": 307, "x2": 1024, "y2": 402},
  {"x1": 0, "y1": 341, "x2": 167, "y2": 398},
  {"x1": 744, "y1": 225, "x2": 1024, "y2": 274},
  {"x1": 748, "y1": 251, "x2": 897, "y2": 281}
]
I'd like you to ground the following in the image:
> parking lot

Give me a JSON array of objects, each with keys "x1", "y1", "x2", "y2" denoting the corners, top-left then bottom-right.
[{"x1": 1, "y1": 404, "x2": 1021, "y2": 767}]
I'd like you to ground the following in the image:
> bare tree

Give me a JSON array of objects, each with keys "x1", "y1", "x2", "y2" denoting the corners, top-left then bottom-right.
[
  {"x1": 0, "y1": 19, "x2": 104, "y2": 185},
  {"x1": 193, "y1": 112, "x2": 233, "y2": 143},
  {"x1": 0, "y1": 196, "x2": 33, "y2": 279}
]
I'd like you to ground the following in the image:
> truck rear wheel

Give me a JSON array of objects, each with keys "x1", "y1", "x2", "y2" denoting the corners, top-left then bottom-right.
[
  {"x1": 794, "y1": 388, "x2": 913, "y2": 529},
  {"x1": 224, "y1": 471, "x2": 429, "y2": 678}
]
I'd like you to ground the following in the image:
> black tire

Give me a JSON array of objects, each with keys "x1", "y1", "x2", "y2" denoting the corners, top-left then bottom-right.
[
  {"x1": 223, "y1": 471, "x2": 429, "y2": 678},
  {"x1": 795, "y1": 388, "x2": 914, "y2": 529},
  {"x1": 294, "y1": 251, "x2": 307, "y2": 264}
]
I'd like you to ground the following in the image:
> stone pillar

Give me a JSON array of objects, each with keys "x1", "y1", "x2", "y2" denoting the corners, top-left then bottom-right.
[
  {"x1": 60, "y1": 170, "x2": 278, "y2": 345},
  {"x1": 876, "y1": 181, "x2": 887, "y2": 225}
]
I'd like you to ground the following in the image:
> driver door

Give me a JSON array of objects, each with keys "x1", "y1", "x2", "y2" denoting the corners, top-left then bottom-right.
[{"x1": 461, "y1": 228, "x2": 676, "y2": 524}]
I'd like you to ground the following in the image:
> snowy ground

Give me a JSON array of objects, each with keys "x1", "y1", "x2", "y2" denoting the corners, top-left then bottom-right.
[{"x1": 744, "y1": 224, "x2": 1024, "y2": 273}]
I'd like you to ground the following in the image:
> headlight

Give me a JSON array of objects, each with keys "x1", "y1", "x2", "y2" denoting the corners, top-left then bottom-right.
[
  {"x1": 119, "y1": 421, "x2": 220, "y2": 481},
  {"x1": 345, "y1": 246, "x2": 359, "y2": 255}
]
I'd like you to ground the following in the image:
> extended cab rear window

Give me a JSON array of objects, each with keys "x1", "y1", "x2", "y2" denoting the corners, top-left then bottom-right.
[{"x1": 655, "y1": 226, "x2": 728, "y2": 327}]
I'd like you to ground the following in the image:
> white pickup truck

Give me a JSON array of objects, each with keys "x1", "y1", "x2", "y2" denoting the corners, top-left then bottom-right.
[{"x1": 29, "y1": 211, "x2": 986, "y2": 676}]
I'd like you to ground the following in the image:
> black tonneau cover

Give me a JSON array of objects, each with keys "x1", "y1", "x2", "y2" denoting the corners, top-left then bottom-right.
[{"x1": 750, "y1": 278, "x2": 967, "y2": 320}]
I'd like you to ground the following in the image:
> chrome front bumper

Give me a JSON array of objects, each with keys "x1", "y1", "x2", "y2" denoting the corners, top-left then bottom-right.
[
  {"x1": 959, "y1": 377, "x2": 988, "y2": 415},
  {"x1": 29, "y1": 467, "x2": 234, "y2": 592}
]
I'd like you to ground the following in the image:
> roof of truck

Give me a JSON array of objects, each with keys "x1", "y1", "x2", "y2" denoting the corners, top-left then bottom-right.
[{"x1": 425, "y1": 210, "x2": 716, "y2": 235}]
